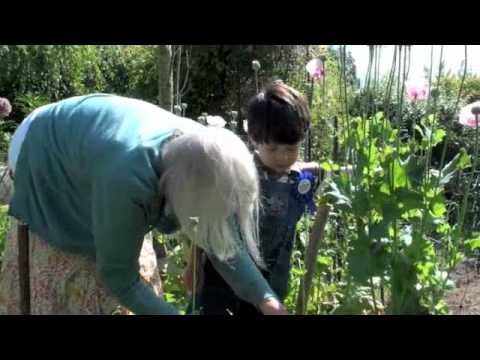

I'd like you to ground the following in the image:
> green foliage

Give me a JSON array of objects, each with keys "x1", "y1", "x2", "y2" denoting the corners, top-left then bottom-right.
[
  {"x1": 154, "y1": 233, "x2": 190, "y2": 314},
  {"x1": 185, "y1": 45, "x2": 304, "y2": 130},
  {"x1": 0, "y1": 45, "x2": 159, "y2": 126},
  {"x1": 0, "y1": 205, "x2": 9, "y2": 267},
  {"x1": 95, "y1": 45, "x2": 159, "y2": 102},
  {"x1": 288, "y1": 46, "x2": 358, "y2": 162},
  {"x1": 322, "y1": 112, "x2": 464, "y2": 314},
  {"x1": 14, "y1": 93, "x2": 51, "y2": 118},
  {"x1": 1, "y1": 44, "x2": 478, "y2": 315}
]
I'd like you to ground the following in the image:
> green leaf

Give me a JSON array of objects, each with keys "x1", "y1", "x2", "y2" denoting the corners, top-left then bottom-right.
[
  {"x1": 415, "y1": 124, "x2": 425, "y2": 139},
  {"x1": 348, "y1": 229, "x2": 389, "y2": 285},
  {"x1": 320, "y1": 160, "x2": 340, "y2": 172},
  {"x1": 431, "y1": 201, "x2": 446, "y2": 217},
  {"x1": 393, "y1": 158, "x2": 408, "y2": 189},
  {"x1": 465, "y1": 234, "x2": 480, "y2": 250},
  {"x1": 383, "y1": 145, "x2": 394, "y2": 157},
  {"x1": 458, "y1": 148, "x2": 471, "y2": 169},
  {"x1": 396, "y1": 188, "x2": 423, "y2": 211},
  {"x1": 323, "y1": 180, "x2": 352, "y2": 208},
  {"x1": 317, "y1": 255, "x2": 333, "y2": 267},
  {"x1": 399, "y1": 146, "x2": 410, "y2": 155},
  {"x1": 352, "y1": 189, "x2": 370, "y2": 217},
  {"x1": 380, "y1": 182, "x2": 391, "y2": 195},
  {"x1": 164, "y1": 293, "x2": 176, "y2": 303},
  {"x1": 436, "y1": 223, "x2": 451, "y2": 235},
  {"x1": 432, "y1": 129, "x2": 446, "y2": 146},
  {"x1": 439, "y1": 149, "x2": 471, "y2": 186}
]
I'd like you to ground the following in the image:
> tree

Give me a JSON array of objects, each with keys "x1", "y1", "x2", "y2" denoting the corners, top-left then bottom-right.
[{"x1": 157, "y1": 45, "x2": 173, "y2": 111}]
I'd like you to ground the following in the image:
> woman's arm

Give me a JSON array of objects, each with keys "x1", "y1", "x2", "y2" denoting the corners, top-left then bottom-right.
[
  {"x1": 206, "y1": 216, "x2": 288, "y2": 314},
  {"x1": 92, "y1": 175, "x2": 179, "y2": 315}
]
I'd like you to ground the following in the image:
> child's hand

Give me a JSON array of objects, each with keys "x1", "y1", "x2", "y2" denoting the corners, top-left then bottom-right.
[{"x1": 258, "y1": 297, "x2": 288, "y2": 315}]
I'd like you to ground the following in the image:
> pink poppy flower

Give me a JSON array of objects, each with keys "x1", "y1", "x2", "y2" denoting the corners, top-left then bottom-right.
[
  {"x1": 458, "y1": 101, "x2": 480, "y2": 128},
  {"x1": 405, "y1": 81, "x2": 429, "y2": 102},
  {"x1": 0, "y1": 97, "x2": 12, "y2": 118},
  {"x1": 306, "y1": 59, "x2": 325, "y2": 81}
]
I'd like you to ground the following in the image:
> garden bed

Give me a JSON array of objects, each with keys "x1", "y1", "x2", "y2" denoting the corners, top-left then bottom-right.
[{"x1": 446, "y1": 257, "x2": 480, "y2": 315}]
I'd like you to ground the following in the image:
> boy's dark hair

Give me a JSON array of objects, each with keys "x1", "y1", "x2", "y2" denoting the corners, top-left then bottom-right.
[{"x1": 247, "y1": 80, "x2": 310, "y2": 145}]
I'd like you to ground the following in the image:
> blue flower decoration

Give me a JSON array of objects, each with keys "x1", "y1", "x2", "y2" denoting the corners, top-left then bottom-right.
[{"x1": 293, "y1": 170, "x2": 317, "y2": 215}]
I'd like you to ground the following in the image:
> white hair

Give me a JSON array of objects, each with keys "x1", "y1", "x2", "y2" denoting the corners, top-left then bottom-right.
[{"x1": 159, "y1": 127, "x2": 263, "y2": 266}]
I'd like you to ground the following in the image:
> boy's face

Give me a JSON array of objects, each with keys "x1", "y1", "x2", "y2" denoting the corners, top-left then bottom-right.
[{"x1": 253, "y1": 141, "x2": 301, "y2": 175}]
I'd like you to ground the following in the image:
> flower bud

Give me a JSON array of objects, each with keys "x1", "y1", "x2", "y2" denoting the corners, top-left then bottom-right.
[
  {"x1": 252, "y1": 60, "x2": 261, "y2": 72},
  {"x1": 174, "y1": 105, "x2": 182, "y2": 115}
]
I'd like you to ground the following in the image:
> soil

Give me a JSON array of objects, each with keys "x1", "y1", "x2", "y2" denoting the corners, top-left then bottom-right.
[{"x1": 445, "y1": 257, "x2": 480, "y2": 315}]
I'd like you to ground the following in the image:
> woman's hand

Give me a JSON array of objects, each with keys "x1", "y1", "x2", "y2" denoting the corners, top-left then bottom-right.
[{"x1": 258, "y1": 297, "x2": 288, "y2": 315}]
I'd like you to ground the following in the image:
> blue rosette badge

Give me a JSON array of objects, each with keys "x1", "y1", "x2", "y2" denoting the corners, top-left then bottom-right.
[{"x1": 294, "y1": 171, "x2": 317, "y2": 214}]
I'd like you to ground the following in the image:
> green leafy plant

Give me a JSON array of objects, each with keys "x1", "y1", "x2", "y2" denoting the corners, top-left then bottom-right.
[
  {"x1": 0, "y1": 205, "x2": 10, "y2": 267},
  {"x1": 322, "y1": 112, "x2": 468, "y2": 314}
]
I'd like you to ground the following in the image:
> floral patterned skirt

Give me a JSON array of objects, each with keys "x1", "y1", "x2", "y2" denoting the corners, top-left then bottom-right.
[{"x1": 0, "y1": 218, "x2": 162, "y2": 315}]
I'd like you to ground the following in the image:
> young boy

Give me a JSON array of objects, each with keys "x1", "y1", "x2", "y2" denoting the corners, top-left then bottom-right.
[{"x1": 184, "y1": 81, "x2": 321, "y2": 315}]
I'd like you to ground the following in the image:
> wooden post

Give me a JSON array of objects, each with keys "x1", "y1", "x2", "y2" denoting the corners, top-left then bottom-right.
[
  {"x1": 17, "y1": 222, "x2": 30, "y2": 315},
  {"x1": 295, "y1": 204, "x2": 330, "y2": 315}
]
